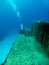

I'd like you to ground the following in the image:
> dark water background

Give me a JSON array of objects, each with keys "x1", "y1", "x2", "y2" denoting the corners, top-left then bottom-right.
[{"x1": 0, "y1": 0, "x2": 49, "y2": 64}]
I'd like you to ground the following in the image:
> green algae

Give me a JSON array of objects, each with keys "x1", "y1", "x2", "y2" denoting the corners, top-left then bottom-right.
[{"x1": 2, "y1": 22, "x2": 49, "y2": 65}]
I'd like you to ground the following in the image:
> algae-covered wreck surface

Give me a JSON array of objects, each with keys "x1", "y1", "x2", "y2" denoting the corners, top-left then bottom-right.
[{"x1": 1, "y1": 22, "x2": 49, "y2": 65}]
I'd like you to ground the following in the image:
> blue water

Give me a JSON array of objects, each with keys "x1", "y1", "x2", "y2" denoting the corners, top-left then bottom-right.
[{"x1": 0, "y1": 0, "x2": 49, "y2": 64}]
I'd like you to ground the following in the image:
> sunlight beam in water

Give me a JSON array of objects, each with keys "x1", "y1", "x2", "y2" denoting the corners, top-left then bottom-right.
[{"x1": 8, "y1": 0, "x2": 21, "y2": 19}]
